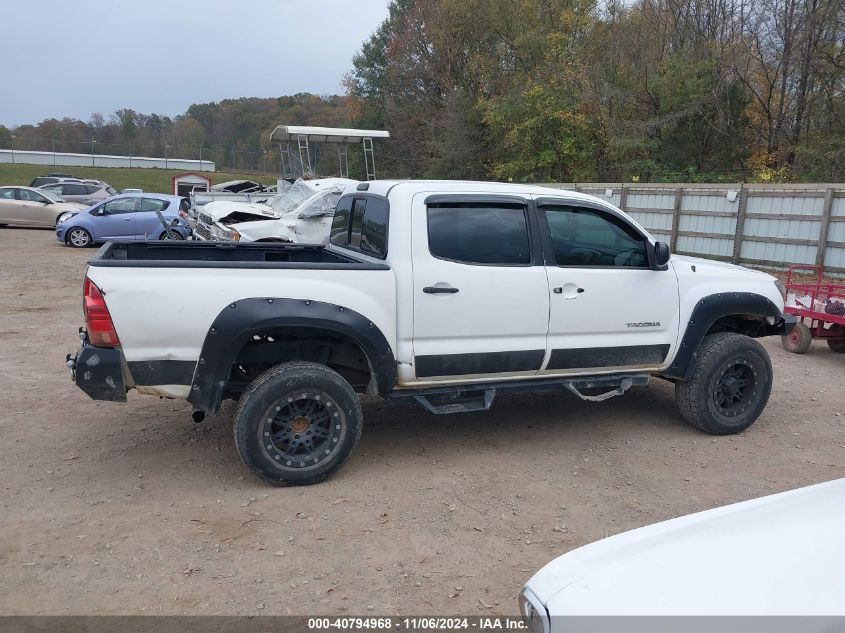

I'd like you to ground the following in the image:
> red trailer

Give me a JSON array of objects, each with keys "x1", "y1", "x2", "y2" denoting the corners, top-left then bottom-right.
[{"x1": 781, "y1": 265, "x2": 845, "y2": 354}]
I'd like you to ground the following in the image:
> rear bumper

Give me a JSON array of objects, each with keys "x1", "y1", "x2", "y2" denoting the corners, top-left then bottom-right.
[{"x1": 67, "y1": 333, "x2": 127, "y2": 402}]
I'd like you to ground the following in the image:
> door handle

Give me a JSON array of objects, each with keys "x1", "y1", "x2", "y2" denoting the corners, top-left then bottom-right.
[
  {"x1": 553, "y1": 285, "x2": 585, "y2": 297},
  {"x1": 423, "y1": 285, "x2": 459, "y2": 294}
]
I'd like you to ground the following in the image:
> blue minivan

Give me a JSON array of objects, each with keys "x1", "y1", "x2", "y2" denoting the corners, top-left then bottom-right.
[{"x1": 56, "y1": 193, "x2": 192, "y2": 247}]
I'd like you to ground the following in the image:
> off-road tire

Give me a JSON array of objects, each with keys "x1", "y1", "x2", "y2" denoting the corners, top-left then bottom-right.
[
  {"x1": 233, "y1": 361, "x2": 363, "y2": 486},
  {"x1": 781, "y1": 321, "x2": 812, "y2": 354},
  {"x1": 675, "y1": 332, "x2": 773, "y2": 435}
]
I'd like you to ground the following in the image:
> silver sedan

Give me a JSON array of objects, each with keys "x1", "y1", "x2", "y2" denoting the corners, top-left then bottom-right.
[{"x1": 0, "y1": 186, "x2": 86, "y2": 227}]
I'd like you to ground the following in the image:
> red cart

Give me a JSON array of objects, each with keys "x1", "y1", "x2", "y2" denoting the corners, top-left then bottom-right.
[{"x1": 781, "y1": 264, "x2": 845, "y2": 354}]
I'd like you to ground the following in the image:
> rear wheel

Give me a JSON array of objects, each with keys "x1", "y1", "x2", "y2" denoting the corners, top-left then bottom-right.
[
  {"x1": 66, "y1": 227, "x2": 93, "y2": 248},
  {"x1": 676, "y1": 332, "x2": 773, "y2": 435},
  {"x1": 233, "y1": 361, "x2": 363, "y2": 486},
  {"x1": 782, "y1": 321, "x2": 812, "y2": 353},
  {"x1": 828, "y1": 334, "x2": 845, "y2": 353}
]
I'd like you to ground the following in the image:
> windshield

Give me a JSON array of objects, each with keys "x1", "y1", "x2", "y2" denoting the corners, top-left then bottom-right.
[
  {"x1": 297, "y1": 188, "x2": 344, "y2": 218},
  {"x1": 40, "y1": 190, "x2": 66, "y2": 203},
  {"x1": 268, "y1": 179, "x2": 316, "y2": 213}
]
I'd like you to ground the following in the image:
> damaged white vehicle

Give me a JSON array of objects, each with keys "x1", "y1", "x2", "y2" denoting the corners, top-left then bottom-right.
[{"x1": 194, "y1": 178, "x2": 355, "y2": 243}]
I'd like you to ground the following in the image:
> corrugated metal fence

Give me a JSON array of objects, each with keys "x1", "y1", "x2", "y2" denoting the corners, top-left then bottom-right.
[{"x1": 544, "y1": 183, "x2": 845, "y2": 275}]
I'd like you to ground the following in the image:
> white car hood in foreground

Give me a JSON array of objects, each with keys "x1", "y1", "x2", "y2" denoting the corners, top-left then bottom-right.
[{"x1": 526, "y1": 478, "x2": 845, "y2": 615}]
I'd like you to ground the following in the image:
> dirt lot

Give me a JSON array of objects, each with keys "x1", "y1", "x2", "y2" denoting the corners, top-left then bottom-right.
[{"x1": 1, "y1": 227, "x2": 843, "y2": 616}]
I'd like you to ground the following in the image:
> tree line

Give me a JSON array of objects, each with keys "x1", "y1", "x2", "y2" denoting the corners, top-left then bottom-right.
[
  {"x1": 0, "y1": 95, "x2": 352, "y2": 174},
  {"x1": 3, "y1": 0, "x2": 843, "y2": 182},
  {"x1": 346, "y1": 0, "x2": 845, "y2": 182}
]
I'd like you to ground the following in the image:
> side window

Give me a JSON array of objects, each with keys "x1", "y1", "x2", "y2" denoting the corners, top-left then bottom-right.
[
  {"x1": 18, "y1": 189, "x2": 48, "y2": 203},
  {"x1": 138, "y1": 198, "x2": 169, "y2": 212},
  {"x1": 329, "y1": 196, "x2": 352, "y2": 246},
  {"x1": 543, "y1": 206, "x2": 647, "y2": 268},
  {"x1": 85, "y1": 185, "x2": 102, "y2": 194},
  {"x1": 427, "y1": 204, "x2": 531, "y2": 265},
  {"x1": 348, "y1": 198, "x2": 367, "y2": 248},
  {"x1": 329, "y1": 195, "x2": 389, "y2": 259},
  {"x1": 102, "y1": 198, "x2": 138, "y2": 215},
  {"x1": 64, "y1": 184, "x2": 88, "y2": 196},
  {"x1": 0, "y1": 189, "x2": 16, "y2": 199}
]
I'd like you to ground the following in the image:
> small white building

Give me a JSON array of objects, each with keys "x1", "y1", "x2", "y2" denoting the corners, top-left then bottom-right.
[{"x1": 172, "y1": 172, "x2": 212, "y2": 197}]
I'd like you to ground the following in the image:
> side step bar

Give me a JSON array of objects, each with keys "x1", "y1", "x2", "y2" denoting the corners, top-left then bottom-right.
[{"x1": 385, "y1": 374, "x2": 650, "y2": 415}]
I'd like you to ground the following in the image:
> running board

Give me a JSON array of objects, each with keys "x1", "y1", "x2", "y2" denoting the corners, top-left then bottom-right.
[{"x1": 385, "y1": 374, "x2": 650, "y2": 415}]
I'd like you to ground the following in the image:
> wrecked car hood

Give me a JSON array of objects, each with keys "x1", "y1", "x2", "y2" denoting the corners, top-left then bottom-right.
[
  {"x1": 232, "y1": 214, "x2": 333, "y2": 244},
  {"x1": 201, "y1": 201, "x2": 280, "y2": 221}
]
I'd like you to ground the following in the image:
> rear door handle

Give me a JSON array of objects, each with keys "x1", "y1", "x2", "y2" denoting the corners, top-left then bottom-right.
[{"x1": 423, "y1": 285, "x2": 459, "y2": 294}]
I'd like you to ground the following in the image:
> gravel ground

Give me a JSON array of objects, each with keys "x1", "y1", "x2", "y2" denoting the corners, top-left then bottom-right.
[{"x1": 1, "y1": 227, "x2": 843, "y2": 615}]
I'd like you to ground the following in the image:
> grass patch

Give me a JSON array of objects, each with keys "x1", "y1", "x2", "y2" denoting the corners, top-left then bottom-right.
[{"x1": 0, "y1": 164, "x2": 279, "y2": 194}]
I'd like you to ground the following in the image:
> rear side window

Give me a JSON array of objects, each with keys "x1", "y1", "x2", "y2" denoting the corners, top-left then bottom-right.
[
  {"x1": 427, "y1": 204, "x2": 531, "y2": 265},
  {"x1": 85, "y1": 185, "x2": 101, "y2": 194},
  {"x1": 64, "y1": 184, "x2": 88, "y2": 195},
  {"x1": 138, "y1": 198, "x2": 169, "y2": 212},
  {"x1": 329, "y1": 195, "x2": 389, "y2": 259}
]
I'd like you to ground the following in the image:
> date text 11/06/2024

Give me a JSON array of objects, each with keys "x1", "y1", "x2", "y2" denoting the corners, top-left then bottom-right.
[{"x1": 307, "y1": 617, "x2": 527, "y2": 631}]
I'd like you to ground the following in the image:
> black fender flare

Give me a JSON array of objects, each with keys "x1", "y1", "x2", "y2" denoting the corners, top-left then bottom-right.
[
  {"x1": 663, "y1": 292, "x2": 789, "y2": 380},
  {"x1": 188, "y1": 297, "x2": 397, "y2": 413}
]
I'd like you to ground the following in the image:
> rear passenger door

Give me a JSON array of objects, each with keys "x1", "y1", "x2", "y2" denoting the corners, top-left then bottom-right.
[
  {"x1": 134, "y1": 198, "x2": 171, "y2": 239},
  {"x1": 410, "y1": 194, "x2": 550, "y2": 382}
]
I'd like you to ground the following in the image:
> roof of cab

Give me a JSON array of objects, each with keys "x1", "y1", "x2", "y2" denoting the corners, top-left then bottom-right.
[{"x1": 346, "y1": 180, "x2": 612, "y2": 207}]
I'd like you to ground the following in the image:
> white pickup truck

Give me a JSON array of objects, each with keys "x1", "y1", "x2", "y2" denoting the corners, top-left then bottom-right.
[{"x1": 68, "y1": 180, "x2": 795, "y2": 485}]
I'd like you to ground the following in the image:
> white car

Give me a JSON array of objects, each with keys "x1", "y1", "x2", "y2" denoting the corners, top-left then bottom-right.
[
  {"x1": 194, "y1": 177, "x2": 355, "y2": 242},
  {"x1": 520, "y1": 478, "x2": 845, "y2": 628},
  {"x1": 67, "y1": 180, "x2": 794, "y2": 485}
]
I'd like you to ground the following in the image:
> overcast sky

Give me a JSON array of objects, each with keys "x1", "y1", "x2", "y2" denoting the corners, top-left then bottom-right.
[{"x1": 0, "y1": 0, "x2": 390, "y2": 127}]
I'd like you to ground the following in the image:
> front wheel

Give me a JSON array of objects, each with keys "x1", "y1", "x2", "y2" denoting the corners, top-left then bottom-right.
[
  {"x1": 66, "y1": 227, "x2": 93, "y2": 248},
  {"x1": 233, "y1": 361, "x2": 363, "y2": 486},
  {"x1": 675, "y1": 332, "x2": 773, "y2": 435},
  {"x1": 159, "y1": 230, "x2": 184, "y2": 240}
]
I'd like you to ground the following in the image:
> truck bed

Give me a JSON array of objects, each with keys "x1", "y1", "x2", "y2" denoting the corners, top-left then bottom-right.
[{"x1": 90, "y1": 241, "x2": 389, "y2": 270}]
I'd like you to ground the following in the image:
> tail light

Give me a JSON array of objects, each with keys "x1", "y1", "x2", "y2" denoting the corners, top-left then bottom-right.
[
  {"x1": 83, "y1": 277, "x2": 120, "y2": 347},
  {"x1": 178, "y1": 210, "x2": 188, "y2": 219}
]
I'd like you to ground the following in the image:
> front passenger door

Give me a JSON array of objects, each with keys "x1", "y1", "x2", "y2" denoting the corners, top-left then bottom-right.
[
  {"x1": 539, "y1": 202, "x2": 680, "y2": 374},
  {"x1": 16, "y1": 188, "x2": 56, "y2": 225},
  {"x1": 93, "y1": 198, "x2": 139, "y2": 239}
]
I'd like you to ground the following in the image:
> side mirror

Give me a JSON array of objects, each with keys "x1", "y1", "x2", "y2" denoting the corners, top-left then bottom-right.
[
  {"x1": 653, "y1": 241, "x2": 671, "y2": 268},
  {"x1": 42, "y1": 199, "x2": 53, "y2": 205}
]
